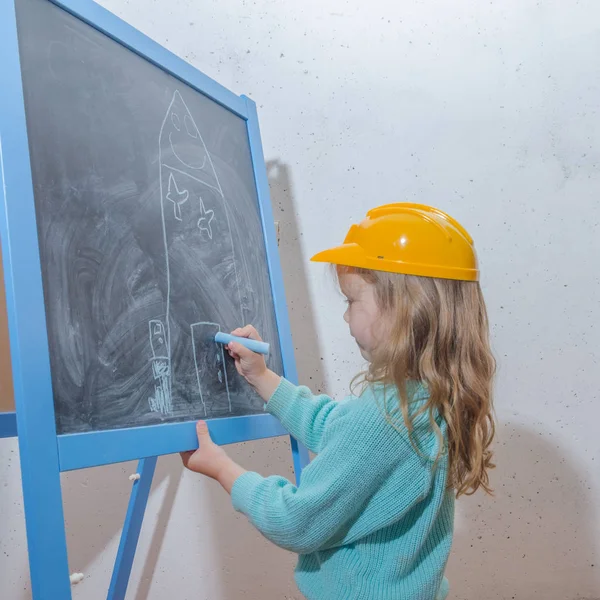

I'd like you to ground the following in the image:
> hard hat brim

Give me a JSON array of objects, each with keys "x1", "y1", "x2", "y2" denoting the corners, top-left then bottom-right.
[{"x1": 310, "y1": 243, "x2": 479, "y2": 282}]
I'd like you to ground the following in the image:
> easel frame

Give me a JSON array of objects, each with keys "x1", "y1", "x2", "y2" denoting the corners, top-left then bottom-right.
[{"x1": 0, "y1": 0, "x2": 310, "y2": 597}]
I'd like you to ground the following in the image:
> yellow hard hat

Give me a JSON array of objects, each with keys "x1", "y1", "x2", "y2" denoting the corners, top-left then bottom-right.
[{"x1": 310, "y1": 203, "x2": 479, "y2": 281}]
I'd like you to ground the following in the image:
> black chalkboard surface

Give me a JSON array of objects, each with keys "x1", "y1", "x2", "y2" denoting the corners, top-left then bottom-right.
[{"x1": 15, "y1": 0, "x2": 283, "y2": 434}]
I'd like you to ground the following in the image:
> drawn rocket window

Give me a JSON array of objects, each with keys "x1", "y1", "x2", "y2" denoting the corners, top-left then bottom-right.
[
  {"x1": 197, "y1": 196, "x2": 215, "y2": 240},
  {"x1": 166, "y1": 172, "x2": 189, "y2": 221}
]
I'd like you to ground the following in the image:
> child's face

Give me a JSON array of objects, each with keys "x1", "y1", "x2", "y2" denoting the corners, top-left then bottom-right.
[{"x1": 339, "y1": 273, "x2": 387, "y2": 361}]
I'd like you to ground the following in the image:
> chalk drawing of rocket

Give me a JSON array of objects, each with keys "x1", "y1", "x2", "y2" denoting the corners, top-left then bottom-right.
[{"x1": 148, "y1": 90, "x2": 242, "y2": 415}]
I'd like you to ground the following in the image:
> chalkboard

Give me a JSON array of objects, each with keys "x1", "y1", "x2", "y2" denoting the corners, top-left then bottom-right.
[{"x1": 15, "y1": 0, "x2": 284, "y2": 434}]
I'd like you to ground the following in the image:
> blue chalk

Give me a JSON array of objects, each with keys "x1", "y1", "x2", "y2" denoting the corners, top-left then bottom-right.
[{"x1": 214, "y1": 332, "x2": 270, "y2": 355}]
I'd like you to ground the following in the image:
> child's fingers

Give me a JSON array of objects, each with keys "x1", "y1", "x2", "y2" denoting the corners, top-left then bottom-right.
[
  {"x1": 244, "y1": 325, "x2": 262, "y2": 341},
  {"x1": 196, "y1": 420, "x2": 211, "y2": 442},
  {"x1": 233, "y1": 362, "x2": 245, "y2": 376},
  {"x1": 227, "y1": 345, "x2": 241, "y2": 360},
  {"x1": 228, "y1": 341, "x2": 254, "y2": 359},
  {"x1": 231, "y1": 325, "x2": 262, "y2": 342},
  {"x1": 180, "y1": 451, "x2": 193, "y2": 468}
]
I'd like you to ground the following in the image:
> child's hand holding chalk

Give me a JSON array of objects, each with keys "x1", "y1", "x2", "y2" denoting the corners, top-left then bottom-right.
[
  {"x1": 222, "y1": 325, "x2": 268, "y2": 381},
  {"x1": 214, "y1": 331, "x2": 270, "y2": 355},
  {"x1": 220, "y1": 325, "x2": 282, "y2": 401}
]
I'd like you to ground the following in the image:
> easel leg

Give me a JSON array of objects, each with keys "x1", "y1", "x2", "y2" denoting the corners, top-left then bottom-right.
[
  {"x1": 17, "y1": 422, "x2": 72, "y2": 598},
  {"x1": 2, "y1": 410, "x2": 71, "y2": 598},
  {"x1": 290, "y1": 436, "x2": 310, "y2": 485},
  {"x1": 107, "y1": 456, "x2": 158, "y2": 600}
]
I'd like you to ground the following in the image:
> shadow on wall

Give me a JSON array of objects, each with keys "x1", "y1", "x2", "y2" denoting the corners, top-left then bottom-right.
[
  {"x1": 448, "y1": 421, "x2": 599, "y2": 600},
  {"x1": 266, "y1": 159, "x2": 327, "y2": 394}
]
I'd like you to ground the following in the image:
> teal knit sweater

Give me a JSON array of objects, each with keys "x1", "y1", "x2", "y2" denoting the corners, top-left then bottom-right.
[{"x1": 231, "y1": 378, "x2": 454, "y2": 600}]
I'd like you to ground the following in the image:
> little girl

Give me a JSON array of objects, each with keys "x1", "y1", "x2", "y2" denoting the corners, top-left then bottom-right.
[{"x1": 181, "y1": 203, "x2": 495, "y2": 600}]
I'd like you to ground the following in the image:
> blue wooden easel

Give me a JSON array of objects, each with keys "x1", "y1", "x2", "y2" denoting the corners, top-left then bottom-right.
[{"x1": 0, "y1": 0, "x2": 310, "y2": 597}]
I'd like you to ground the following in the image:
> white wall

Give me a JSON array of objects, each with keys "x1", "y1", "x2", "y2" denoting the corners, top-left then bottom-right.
[{"x1": 1, "y1": 0, "x2": 600, "y2": 598}]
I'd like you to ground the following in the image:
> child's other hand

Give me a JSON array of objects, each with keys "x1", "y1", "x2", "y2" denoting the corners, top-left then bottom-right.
[
  {"x1": 228, "y1": 325, "x2": 268, "y2": 384},
  {"x1": 181, "y1": 422, "x2": 246, "y2": 493},
  {"x1": 180, "y1": 421, "x2": 230, "y2": 480}
]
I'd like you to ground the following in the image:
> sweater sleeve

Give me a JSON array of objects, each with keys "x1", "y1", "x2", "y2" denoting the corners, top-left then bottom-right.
[
  {"x1": 232, "y1": 397, "x2": 427, "y2": 554},
  {"x1": 265, "y1": 378, "x2": 340, "y2": 453}
]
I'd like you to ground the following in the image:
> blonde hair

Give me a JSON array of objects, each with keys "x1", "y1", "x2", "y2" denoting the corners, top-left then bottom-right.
[{"x1": 337, "y1": 266, "x2": 496, "y2": 498}]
